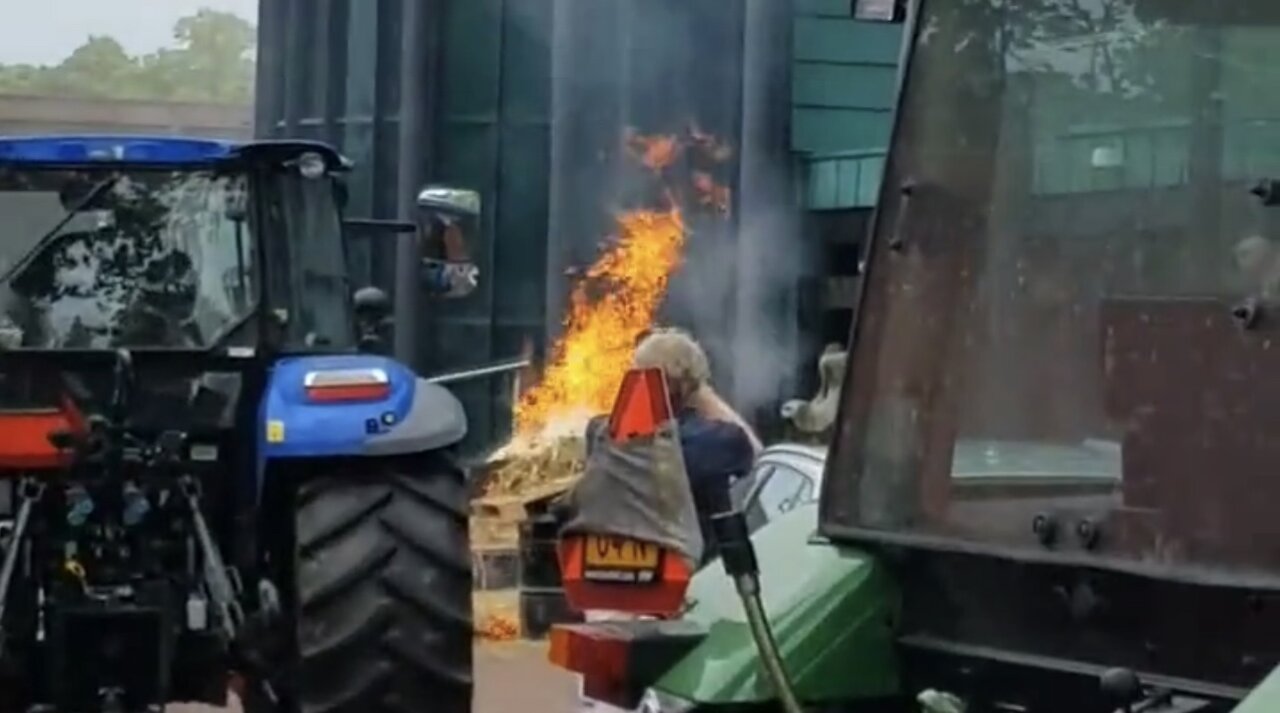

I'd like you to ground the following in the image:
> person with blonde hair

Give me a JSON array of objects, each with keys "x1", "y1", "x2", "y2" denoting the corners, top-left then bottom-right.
[
  {"x1": 632, "y1": 327, "x2": 762, "y2": 448},
  {"x1": 572, "y1": 326, "x2": 761, "y2": 563},
  {"x1": 629, "y1": 327, "x2": 761, "y2": 554}
]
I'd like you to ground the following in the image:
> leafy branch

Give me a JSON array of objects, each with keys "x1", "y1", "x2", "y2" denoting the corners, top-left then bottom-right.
[{"x1": 0, "y1": 10, "x2": 255, "y2": 105}]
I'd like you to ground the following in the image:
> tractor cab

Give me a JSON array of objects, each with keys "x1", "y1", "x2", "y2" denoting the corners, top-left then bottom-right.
[
  {"x1": 0, "y1": 136, "x2": 478, "y2": 356},
  {"x1": 0, "y1": 136, "x2": 481, "y2": 466},
  {"x1": 821, "y1": 0, "x2": 1280, "y2": 709}
]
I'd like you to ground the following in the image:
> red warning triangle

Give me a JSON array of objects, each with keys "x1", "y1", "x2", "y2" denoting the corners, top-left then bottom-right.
[{"x1": 607, "y1": 368, "x2": 675, "y2": 442}]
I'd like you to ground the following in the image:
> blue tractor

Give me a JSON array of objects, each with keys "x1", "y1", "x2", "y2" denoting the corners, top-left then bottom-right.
[{"x1": 0, "y1": 136, "x2": 478, "y2": 713}]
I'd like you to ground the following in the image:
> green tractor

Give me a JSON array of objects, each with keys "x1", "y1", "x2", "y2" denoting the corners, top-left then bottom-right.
[{"x1": 552, "y1": 1, "x2": 1280, "y2": 711}]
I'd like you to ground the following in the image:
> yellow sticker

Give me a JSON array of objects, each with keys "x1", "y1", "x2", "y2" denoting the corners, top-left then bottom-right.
[{"x1": 266, "y1": 420, "x2": 286, "y2": 443}]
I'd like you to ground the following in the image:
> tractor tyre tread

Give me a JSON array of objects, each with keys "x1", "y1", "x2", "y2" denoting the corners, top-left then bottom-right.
[{"x1": 293, "y1": 452, "x2": 472, "y2": 713}]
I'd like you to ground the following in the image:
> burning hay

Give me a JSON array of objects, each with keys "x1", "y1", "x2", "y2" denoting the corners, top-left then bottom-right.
[
  {"x1": 475, "y1": 614, "x2": 520, "y2": 642},
  {"x1": 478, "y1": 126, "x2": 732, "y2": 503},
  {"x1": 484, "y1": 430, "x2": 588, "y2": 498},
  {"x1": 510, "y1": 206, "x2": 686, "y2": 445},
  {"x1": 474, "y1": 592, "x2": 521, "y2": 642}
]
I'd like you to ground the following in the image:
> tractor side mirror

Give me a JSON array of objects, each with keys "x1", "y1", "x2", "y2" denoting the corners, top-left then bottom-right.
[
  {"x1": 417, "y1": 186, "x2": 480, "y2": 298},
  {"x1": 417, "y1": 186, "x2": 481, "y2": 222},
  {"x1": 340, "y1": 185, "x2": 482, "y2": 302}
]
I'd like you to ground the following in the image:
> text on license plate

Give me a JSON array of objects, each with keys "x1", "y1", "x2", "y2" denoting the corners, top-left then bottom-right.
[{"x1": 583, "y1": 535, "x2": 660, "y2": 569}]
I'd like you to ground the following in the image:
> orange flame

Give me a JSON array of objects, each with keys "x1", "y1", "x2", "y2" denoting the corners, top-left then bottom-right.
[
  {"x1": 475, "y1": 613, "x2": 520, "y2": 642},
  {"x1": 625, "y1": 128, "x2": 682, "y2": 173},
  {"x1": 514, "y1": 205, "x2": 686, "y2": 437},
  {"x1": 507, "y1": 127, "x2": 730, "y2": 446},
  {"x1": 689, "y1": 121, "x2": 734, "y2": 164},
  {"x1": 692, "y1": 171, "x2": 731, "y2": 215}
]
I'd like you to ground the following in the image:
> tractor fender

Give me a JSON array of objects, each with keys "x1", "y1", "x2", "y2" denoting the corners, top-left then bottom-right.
[
  {"x1": 258, "y1": 354, "x2": 468, "y2": 463},
  {"x1": 363, "y1": 379, "x2": 467, "y2": 455},
  {"x1": 652, "y1": 502, "x2": 900, "y2": 706}
]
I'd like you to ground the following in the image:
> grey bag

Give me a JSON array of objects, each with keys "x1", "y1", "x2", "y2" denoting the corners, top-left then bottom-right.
[{"x1": 559, "y1": 416, "x2": 705, "y2": 569}]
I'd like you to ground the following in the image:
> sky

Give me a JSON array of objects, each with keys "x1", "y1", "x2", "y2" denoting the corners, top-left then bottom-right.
[{"x1": 0, "y1": 0, "x2": 259, "y2": 65}]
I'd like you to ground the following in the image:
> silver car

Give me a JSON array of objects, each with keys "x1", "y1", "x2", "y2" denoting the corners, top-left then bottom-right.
[{"x1": 730, "y1": 442, "x2": 826, "y2": 533}]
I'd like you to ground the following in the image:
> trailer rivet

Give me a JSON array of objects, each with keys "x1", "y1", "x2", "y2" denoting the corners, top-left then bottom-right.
[
  {"x1": 1031, "y1": 513, "x2": 1057, "y2": 547},
  {"x1": 1076, "y1": 518, "x2": 1101, "y2": 550}
]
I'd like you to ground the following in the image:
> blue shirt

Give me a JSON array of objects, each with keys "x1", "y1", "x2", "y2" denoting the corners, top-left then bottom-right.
[
  {"x1": 676, "y1": 411, "x2": 754, "y2": 563},
  {"x1": 676, "y1": 410, "x2": 755, "y2": 491}
]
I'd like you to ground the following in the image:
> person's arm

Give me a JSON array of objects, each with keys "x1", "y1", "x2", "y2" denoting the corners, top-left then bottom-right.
[{"x1": 691, "y1": 386, "x2": 763, "y2": 453}]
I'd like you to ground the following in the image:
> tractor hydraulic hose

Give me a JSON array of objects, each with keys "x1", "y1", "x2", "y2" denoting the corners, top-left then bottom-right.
[
  {"x1": 709, "y1": 510, "x2": 804, "y2": 713},
  {"x1": 179, "y1": 476, "x2": 244, "y2": 641},
  {"x1": 0, "y1": 479, "x2": 44, "y2": 645}
]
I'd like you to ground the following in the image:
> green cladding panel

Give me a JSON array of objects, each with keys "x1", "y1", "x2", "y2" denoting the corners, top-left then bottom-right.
[
  {"x1": 791, "y1": 7, "x2": 903, "y2": 209},
  {"x1": 425, "y1": 0, "x2": 553, "y2": 450}
]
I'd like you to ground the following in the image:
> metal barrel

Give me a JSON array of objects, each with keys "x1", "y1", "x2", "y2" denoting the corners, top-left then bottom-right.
[{"x1": 516, "y1": 502, "x2": 582, "y2": 639}]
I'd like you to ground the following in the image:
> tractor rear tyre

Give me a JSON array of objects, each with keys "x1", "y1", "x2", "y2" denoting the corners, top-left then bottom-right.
[{"x1": 293, "y1": 452, "x2": 473, "y2": 713}]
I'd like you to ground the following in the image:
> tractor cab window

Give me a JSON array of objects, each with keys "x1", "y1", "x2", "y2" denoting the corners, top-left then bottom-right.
[
  {"x1": 264, "y1": 172, "x2": 355, "y2": 350},
  {"x1": 0, "y1": 168, "x2": 257, "y2": 349},
  {"x1": 826, "y1": 0, "x2": 1280, "y2": 576}
]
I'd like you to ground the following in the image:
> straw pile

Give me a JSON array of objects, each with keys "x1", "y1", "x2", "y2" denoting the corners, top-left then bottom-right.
[
  {"x1": 482, "y1": 434, "x2": 587, "y2": 498},
  {"x1": 468, "y1": 422, "x2": 591, "y2": 551}
]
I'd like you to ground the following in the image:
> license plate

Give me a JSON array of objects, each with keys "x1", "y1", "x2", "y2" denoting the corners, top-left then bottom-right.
[{"x1": 583, "y1": 535, "x2": 660, "y2": 570}]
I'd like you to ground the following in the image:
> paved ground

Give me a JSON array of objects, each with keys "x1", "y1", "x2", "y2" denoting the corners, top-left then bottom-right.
[
  {"x1": 472, "y1": 589, "x2": 578, "y2": 711},
  {"x1": 169, "y1": 584, "x2": 572, "y2": 712},
  {"x1": 476, "y1": 640, "x2": 579, "y2": 713},
  {"x1": 165, "y1": 640, "x2": 578, "y2": 713}
]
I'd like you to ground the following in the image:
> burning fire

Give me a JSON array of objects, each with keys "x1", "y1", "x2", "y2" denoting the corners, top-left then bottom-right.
[
  {"x1": 501, "y1": 127, "x2": 731, "y2": 456},
  {"x1": 513, "y1": 205, "x2": 686, "y2": 440},
  {"x1": 625, "y1": 128, "x2": 682, "y2": 173},
  {"x1": 692, "y1": 171, "x2": 731, "y2": 215},
  {"x1": 475, "y1": 612, "x2": 520, "y2": 642}
]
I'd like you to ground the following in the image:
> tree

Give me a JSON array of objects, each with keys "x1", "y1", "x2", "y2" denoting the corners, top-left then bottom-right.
[
  {"x1": 49, "y1": 36, "x2": 139, "y2": 98},
  {"x1": 142, "y1": 10, "x2": 257, "y2": 103},
  {"x1": 0, "y1": 10, "x2": 256, "y2": 104}
]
